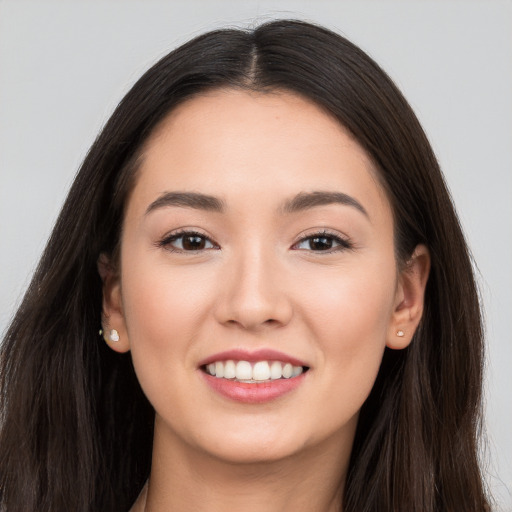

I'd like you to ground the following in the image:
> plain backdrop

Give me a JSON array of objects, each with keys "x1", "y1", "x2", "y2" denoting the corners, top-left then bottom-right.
[{"x1": 1, "y1": 1, "x2": 511, "y2": 509}]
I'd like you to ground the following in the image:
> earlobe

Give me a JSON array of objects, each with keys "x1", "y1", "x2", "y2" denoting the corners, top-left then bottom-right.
[
  {"x1": 387, "y1": 244, "x2": 430, "y2": 350},
  {"x1": 97, "y1": 253, "x2": 131, "y2": 353}
]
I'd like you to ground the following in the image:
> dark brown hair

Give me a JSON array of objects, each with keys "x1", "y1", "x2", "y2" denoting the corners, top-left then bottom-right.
[{"x1": 0, "y1": 19, "x2": 489, "y2": 511}]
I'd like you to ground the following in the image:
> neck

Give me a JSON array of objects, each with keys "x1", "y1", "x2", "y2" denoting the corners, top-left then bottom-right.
[{"x1": 134, "y1": 416, "x2": 354, "y2": 512}]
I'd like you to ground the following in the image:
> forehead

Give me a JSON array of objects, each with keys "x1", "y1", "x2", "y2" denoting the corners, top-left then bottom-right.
[{"x1": 130, "y1": 88, "x2": 391, "y2": 221}]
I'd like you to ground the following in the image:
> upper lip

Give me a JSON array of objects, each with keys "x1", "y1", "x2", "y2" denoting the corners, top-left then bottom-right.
[{"x1": 198, "y1": 349, "x2": 309, "y2": 368}]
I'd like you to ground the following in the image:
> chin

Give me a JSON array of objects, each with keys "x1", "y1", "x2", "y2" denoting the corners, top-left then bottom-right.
[
  {"x1": 204, "y1": 438, "x2": 303, "y2": 466},
  {"x1": 182, "y1": 419, "x2": 312, "y2": 465}
]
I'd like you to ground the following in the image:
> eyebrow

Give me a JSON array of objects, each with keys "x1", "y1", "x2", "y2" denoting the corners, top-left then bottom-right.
[
  {"x1": 145, "y1": 190, "x2": 368, "y2": 218},
  {"x1": 145, "y1": 191, "x2": 225, "y2": 215},
  {"x1": 281, "y1": 191, "x2": 369, "y2": 218}
]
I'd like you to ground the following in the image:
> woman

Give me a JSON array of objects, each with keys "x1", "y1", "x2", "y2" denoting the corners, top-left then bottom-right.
[{"x1": 0, "y1": 19, "x2": 490, "y2": 512}]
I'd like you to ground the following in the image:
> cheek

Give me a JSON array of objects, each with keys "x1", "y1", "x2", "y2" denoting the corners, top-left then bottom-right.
[
  {"x1": 119, "y1": 254, "x2": 217, "y2": 397},
  {"x1": 122, "y1": 249, "x2": 213, "y2": 335},
  {"x1": 300, "y1": 258, "x2": 396, "y2": 339},
  {"x1": 297, "y1": 260, "x2": 396, "y2": 408}
]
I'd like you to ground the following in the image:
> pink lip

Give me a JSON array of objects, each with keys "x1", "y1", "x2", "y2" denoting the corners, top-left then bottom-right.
[
  {"x1": 197, "y1": 349, "x2": 308, "y2": 368},
  {"x1": 200, "y1": 371, "x2": 307, "y2": 404}
]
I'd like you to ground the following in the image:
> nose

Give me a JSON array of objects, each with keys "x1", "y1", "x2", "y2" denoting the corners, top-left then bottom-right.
[{"x1": 213, "y1": 248, "x2": 293, "y2": 331}]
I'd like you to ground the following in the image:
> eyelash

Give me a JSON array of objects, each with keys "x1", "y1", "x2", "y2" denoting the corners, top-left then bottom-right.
[
  {"x1": 157, "y1": 229, "x2": 353, "y2": 254},
  {"x1": 157, "y1": 229, "x2": 219, "y2": 253},
  {"x1": 292, "y1": 230, "x2": 353, "y2": 253}
]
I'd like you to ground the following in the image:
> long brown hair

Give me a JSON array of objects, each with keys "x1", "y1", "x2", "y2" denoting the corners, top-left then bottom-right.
[{"x1": 0, "y1": 20, "x2": 489, "y2": 511}]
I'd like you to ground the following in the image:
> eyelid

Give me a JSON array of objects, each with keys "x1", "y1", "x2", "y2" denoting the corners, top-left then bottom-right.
[
  {"x1": 156, "y1": 227, "x2": 352, "y2": 254},
  {"x1": 291, "y1": 229, "x2": 353, "y2": 252},
  {"x1": 157, "y1": 228, "x2": 220, "y2": 253}
]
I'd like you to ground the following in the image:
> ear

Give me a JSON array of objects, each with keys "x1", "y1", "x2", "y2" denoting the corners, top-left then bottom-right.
[
  {"x1": 97, "y1": 253, "x2": 131, "y2": 353},
  {"x1": 387, "y1": 244, "x2": 430, "y2": 350}
]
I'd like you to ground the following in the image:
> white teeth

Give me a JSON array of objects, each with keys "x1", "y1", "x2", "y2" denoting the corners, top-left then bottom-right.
[
  {"x1": 270, "y1": 361, "x2": 283, "y2": 379},
  {"x1": 253, "y1": 361, "x2": 270, "y2": 381},
  {"x1": 282, "y1": 363, "x2": 293, "y2": 379},
  {"x1": 215, "y1": 361, "x2": 224, "y2": 378},
  {"x1": 224, "y1": 360, "x2": 236, "y2": 379},
  {"x1": 292, "y1": 365, "x2": 303, "y2": 377},
  {"x1": 205, "y1": 360, "x2": 304, "y2": 381},
  {"x1": 235, "y1": 361, "x2": 253, "y2": 380}
]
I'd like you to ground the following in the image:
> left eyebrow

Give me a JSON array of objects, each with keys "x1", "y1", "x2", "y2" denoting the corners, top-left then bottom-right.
[
  {"x1": 280, "y1": 191, "x2": 369, "y2": 218},
  {"x1": 145, "y1": 191, "x2": 225, "y2": 215}
]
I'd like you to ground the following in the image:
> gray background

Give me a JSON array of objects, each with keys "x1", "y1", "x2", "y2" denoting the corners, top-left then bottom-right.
[{"x1": 1, "y1": 1, "x2": 511, "y2": 509}]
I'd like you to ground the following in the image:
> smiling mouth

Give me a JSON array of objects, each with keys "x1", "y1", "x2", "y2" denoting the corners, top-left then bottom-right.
[{"x1": 202, "y1": 360, "x2": 309, "y2": 383}]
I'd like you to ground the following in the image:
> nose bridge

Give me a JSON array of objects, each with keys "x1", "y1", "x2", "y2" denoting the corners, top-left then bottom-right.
[{"x1": 215, "y1": 239, "x2": 292, "y2": 329}]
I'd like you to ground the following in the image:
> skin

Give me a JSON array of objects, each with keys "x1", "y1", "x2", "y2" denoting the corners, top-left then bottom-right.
[{"x1": 100, "y1": 89, "x2": 430, "y2": 512}]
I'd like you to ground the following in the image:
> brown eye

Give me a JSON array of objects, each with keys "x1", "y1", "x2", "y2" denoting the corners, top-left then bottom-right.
[
  {"x1": 308, "y1": 236, "x2": 334, "y2": 251},
  {"x1": 160, "y1": 231, "x2": 218, "y2": 252},
  {"x1": 293, "y1": 232, "x2": 352, "y2": 252},
  {"x1": 182, "y1": 235, "x2": 208, "y2": 250}
]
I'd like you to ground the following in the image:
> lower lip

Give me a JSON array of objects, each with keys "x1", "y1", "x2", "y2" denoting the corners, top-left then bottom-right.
[{"x1": 200, "y1": 371, "x2": 306, "y2": 403}]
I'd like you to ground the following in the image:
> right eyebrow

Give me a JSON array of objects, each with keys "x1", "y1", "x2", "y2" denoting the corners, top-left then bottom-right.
[
  {"x1": 280, "y1": 191, "x2": 369, "y2": 218},
  {"x1": 145, "y1": 191, "x2": 225, "y2": 215}
]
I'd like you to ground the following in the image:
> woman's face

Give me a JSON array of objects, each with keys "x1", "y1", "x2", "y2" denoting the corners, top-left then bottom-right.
[{"x1": 104, "y1": 89, "x2": 418, "y2": 464}]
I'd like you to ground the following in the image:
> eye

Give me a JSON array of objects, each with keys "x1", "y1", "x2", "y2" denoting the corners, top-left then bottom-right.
[
  {"x1": 292, "y1": 231, "x2": 352, "y2": 252},
  {"x1": 158, "y1": 230, "x2": 219, "y2": 252}
]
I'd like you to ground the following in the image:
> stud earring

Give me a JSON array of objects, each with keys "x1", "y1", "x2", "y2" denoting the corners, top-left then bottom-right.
[
  {"x1": 99, "y1": 328, "x2": 119, "y2": 342},
  {"x1": 109, "y1": 329, "x2": 120, "y2": 342},
  {"x1": 396, "y1": 330, "x2": 405, "y2": 337}
]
